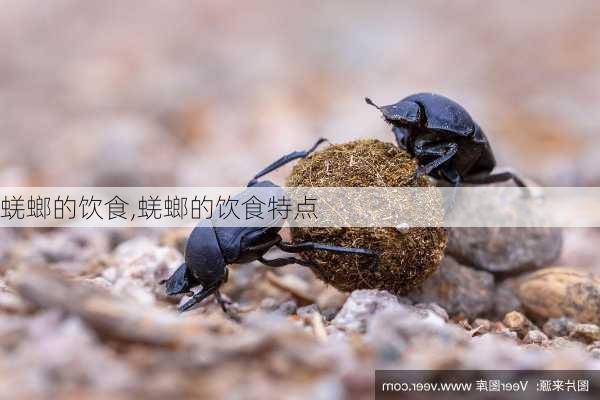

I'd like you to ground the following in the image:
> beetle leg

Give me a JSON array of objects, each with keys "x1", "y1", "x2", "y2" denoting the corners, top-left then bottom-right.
[
  {"x1": 248, "y1": 138, "x2": 328, "y2": 186},
  {"x1": 162, "y1": 263, "x2": 202, "y2": 296},
  {"x1": 258, "y1": 255, "x2": 313, "y2": 268},
  {"x1": 413, "y1": 141, "x2": 459, "y2": 176},
  {"x1": 244, "y1": 236, "x2": 282, "y2": 254},
  {"x1": 178, "y1": 283, "x2": 220, "y2": 312},
  {"x1": 463, "y1": 170, "x2": 534, "y2": 199},
  {"x1": 440, "y1": 167, "x2": 461, "y2": 213},
  {"x1": 277, "y1": 241, "x2": 379, "y2": 272},
  {"x1": 215, "y1": 290, "x2": 242, "y2": 322},
  {"x1": 392, "y1": 126, "x2": 410, "y2": 150},
  {"x1": 462, "y1": 171, "x2": 527, "y2": 187}
]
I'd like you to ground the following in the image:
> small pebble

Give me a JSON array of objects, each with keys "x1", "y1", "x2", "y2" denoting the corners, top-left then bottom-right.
[
  {"x1": 586, "y1": 341, "x2": 600, "y2": 351},
  {"x1": 320, "y1": 308, "x2": 339, "y2": 322},
  {"x1": 496, "y1": 327, "x2": 519, "y2": 341},
  {"x1": 517, "y1": 267, "x2": 600, "y2": 324},
  {"x1": 0, "y1": 290, "x2": 30, "y2": 314},
  {"x1": 490, "y1": 322, "x2": 518, "y2": 340},
  {"x1": 493, "y1": 277, "x2": 522, "y2": 319},
  {"x1": 397, "y1": 296, "x2": 413, "y2": 306},
  {"x1": 587, "y1": 342, "x2": 600, "y2": 359},
  {"x1": 395, "y1": 223, "x2": 410, "y2": 234},
  {"x1": 413, "y1": 302, "x2": 449, "y2": 322},
  {"x1": 503, "y1": 311, "x2": 537, "y2": 338},
  {"x1": 522, "y1": 329, "x2": 549, "y2": 345},
  {"x1": 542, "y1": 317, "x2": 576, "y2": 338},
  {"x1": 277, "y1": 300, "x2": 298, "y2": 315},
  {"x1": 409, "y1": 256, "x2": 495, "y2": 319},
  {"x1": 297, "y1": 304, "x2": 320, "y2": 319},
  {"x1": 332, "y1": 290, "x2": 401, "y2": 333},
  {"x1": 447, "y1": 211, "x2": 562, "y2": 274},
  {"x1": 570, "y1": 324, "x2": 600, "y2": 343},
  {"x1": 472, "y1": 319, "x2": 492, "y2": 334},
  {"x1": 260, "y1": 297, "x2": 278, "y2": 310},
  {"x1": 316, "y1": 287, "x2": 348, "y2": 310},
  {"x1": 549, "y1": 337, "x2": 584, "y2": 350},
  {"x1": 457, "y1": 319, "x2": 472, "y2": 331}
]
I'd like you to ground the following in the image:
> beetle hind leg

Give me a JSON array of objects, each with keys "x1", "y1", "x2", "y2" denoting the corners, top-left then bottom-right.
[
  {"x1": 258, "y1": 255, "x2": 313, "y2": 268},
  {"x1": 462, "y1": 171, "x2": 527, "y2": 187},
  {"x1": 277, "y1": 241, "x2": 379, "y2": 272}
]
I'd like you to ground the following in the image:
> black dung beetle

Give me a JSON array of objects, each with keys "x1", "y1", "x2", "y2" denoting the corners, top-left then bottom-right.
[
  {"x1": 365, "y1": 93, "x2": 526, "y2": 187},
  {"x1": 161, "y1": 139, "x2": 378, "y2": 316}
]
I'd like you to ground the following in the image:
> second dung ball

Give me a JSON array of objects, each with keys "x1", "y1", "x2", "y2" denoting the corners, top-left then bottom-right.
[{"x1": 286, "y1": 139, "x2": 447, "y2": 294}]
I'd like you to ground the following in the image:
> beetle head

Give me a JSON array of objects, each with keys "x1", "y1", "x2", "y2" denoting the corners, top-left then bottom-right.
[
  {"x1": 163, "y1": 219, "x2": 226, "y2": 305},
  {"x1": 365, "y1": 97, "x2": 420, "y2": 125}
]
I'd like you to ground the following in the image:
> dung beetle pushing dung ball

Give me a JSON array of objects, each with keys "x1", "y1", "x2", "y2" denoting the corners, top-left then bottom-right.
[
  {"x1": 286, "y1": 139, "x2": 448, "y2": 295},
  {"x1": 365, "y1": 93, "x2": 527, "y2": 188},
  {"x1": 161, "y1": 139, "x2": 378, "y2": 316}
]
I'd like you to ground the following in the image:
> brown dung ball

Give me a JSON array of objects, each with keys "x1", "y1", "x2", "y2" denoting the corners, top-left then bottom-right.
[{"x1": 286, "y1": 139, "x2": 448, "y2": 294}]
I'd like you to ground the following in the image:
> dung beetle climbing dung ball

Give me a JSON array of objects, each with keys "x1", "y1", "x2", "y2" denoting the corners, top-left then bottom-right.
[
  {"x1": 161, "y1": 139, "x2": 378, "y2": 315},
  {"x1": 287, "y1": 139, "x2": 448, "y2": 294},
  {"x1": 366, "y1": 93, "x2": 527, "y2": 187}
]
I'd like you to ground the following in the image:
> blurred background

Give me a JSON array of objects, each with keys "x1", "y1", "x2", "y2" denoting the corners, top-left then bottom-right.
[{"x1": 2, "y1": 0, "x2": 600, "y2": 189}]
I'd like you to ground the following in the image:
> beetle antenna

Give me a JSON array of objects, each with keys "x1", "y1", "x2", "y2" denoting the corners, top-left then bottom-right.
[{"x1": 365, "y1": 97, "x2": 380, "y2": 109}]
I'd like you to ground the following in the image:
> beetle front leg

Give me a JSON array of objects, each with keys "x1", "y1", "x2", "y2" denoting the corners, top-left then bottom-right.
[
  {"x1": 392, "y1": 126, "x2": 410, "y2": 150},
  {"x1": 248, "y1": 138, "x2": 328, "y2": 186},
  {"x1": 413, "y1": 141, "x2": 458, "y2": 177},
  {"x1": 178, "y1": 284, "x2": 220, "y2": 312}
]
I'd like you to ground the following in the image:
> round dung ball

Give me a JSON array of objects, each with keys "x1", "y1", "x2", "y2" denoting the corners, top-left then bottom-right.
[{"x1": 286, "y1": 139, "x2": 447, "y2": 294}]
